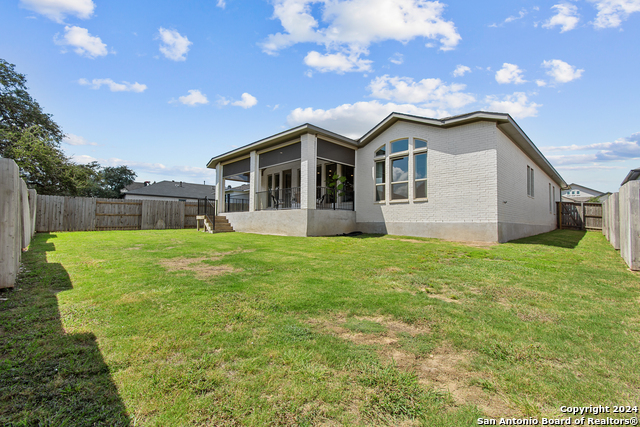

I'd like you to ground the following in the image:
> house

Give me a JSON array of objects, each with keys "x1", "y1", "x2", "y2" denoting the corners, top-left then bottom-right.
[
  {"x1": 561, "y1": 183, "x2": 608, "y2": 202},
  {"x1": 620, "y1": 168, "x2": 640, "y2": 186},
  {"x1": 120, "y1": 181, "x2": 149, "y2": 194},
  {"x1": 206, "y1": 111, "x2": 568, "y2": 242},
  {"x1": 123, "y1": 180, "x2": 216, "y2": 202}
]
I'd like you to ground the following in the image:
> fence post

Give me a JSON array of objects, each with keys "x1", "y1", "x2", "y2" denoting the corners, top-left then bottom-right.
[
  {"x1": 558, "y1": 201, "x2": 562, "y2": 230},
  {"x1": 0, "y1": 159, "x2": 22, "y2": 289}
]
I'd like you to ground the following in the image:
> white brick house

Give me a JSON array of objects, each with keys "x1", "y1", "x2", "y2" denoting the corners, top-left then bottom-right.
[{"x1": 206, "y1": 112, "x2": 567, "y2": 242}]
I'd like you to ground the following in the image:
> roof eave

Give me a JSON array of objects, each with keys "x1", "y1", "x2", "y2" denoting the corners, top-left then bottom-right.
[{"x1": 206, "y1": 123, "x2": 358, "y2": 169}]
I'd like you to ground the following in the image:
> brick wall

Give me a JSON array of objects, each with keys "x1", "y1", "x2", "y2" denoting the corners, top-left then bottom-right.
[{"x1": 355, "y1": 120, "x2": 499, "y2": 225}]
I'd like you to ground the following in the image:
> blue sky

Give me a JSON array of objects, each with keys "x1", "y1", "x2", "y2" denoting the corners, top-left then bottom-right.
[{"x1": 1, "y1": 0, "x2": 639, "y2": 192}]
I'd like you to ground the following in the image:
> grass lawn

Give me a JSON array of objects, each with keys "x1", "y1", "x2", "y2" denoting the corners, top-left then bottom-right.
[{"x1": 1, "y1": 229, "x2": 639, "y2": 426}]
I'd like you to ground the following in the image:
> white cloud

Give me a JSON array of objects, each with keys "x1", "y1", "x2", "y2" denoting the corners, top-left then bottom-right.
[
  {"x1": 505, "y1": 9, "x2": 527, "y2": 23},
  {"x1": 78, "y1": 78, "x2": 147, "y2": 92},
  {"x1": 542, "y1": 59, "x2": 584, "y2": 83},
  {"x1": 389, "y1": 53, "x2": 404, "y2": 65},
  {"x1": 588, "y1": 0, "x2": 640, "y2": 28},
  {"x1": 157, "y1": 28, "x2": 192, "y2": 61},
  {"x1": 542, "y1": 133, "x2": 640, "y2": 164},
  {"x1": 452, "y1": 64, "x2": 471, "y2": 77},
  {"x1": 63, "y1": 133, "x2": 97, "y2": 146},
  {"x1": 484, "y1": 92, "x2": 541, "y2": 119},
  {"x1": 495, "y1": 63, "x2": 527, "y2": 84},
  {"x1": 304, "y1": 50, "x2": 372, "y2": 73},
  {"x1": 20, "y1": 0, "x2": 94, "y2": 23},
  {"x1": 216, "y1": 0, "x2": 226, "y2": 8},
  {"x1": 218, "y1": 93, "x2": 258, "y2": 109},
  {"x1": 55, "y1": 26, "x2": 108, "y2": 58},
  {"x1": 543, "y1": 3, "x2": 580, "y2": 32},
  {"x1": 72, "y1": 155, "x2": 217, "y2": 180},
  {"x1": 368, "y1": 75, "x2": 475, "y2": 110},
  {"x1": 261, "y1": 0, "x2": 461, "y2": 73},
  {"x1": 536, "y1": 79, "x2": 547, "y2": 87},
  {"x1": 177, "y1": 89, "x2": 209, "y2": 106},
  {"x1": 287, "y1": 101, "x2": 440, "y2": 139}
]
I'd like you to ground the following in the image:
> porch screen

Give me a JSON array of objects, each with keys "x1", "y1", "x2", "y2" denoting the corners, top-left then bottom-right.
[
  {"x1": 259, "y1": 142, "x2": 301, "y2": 169},
  {"x1": 223, "y1": 157, "x2": 250, "y2": 178},
  {"x1": 317, "y1": 139, "x2": 355, "y2": 166}
]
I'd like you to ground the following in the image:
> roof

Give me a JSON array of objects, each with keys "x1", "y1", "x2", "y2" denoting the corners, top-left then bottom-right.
[
  {"x1": 621, "y1": 168, "x2": 640, "y2": 186},
  {"x1": 206, "y1": 110, "x2": 567, "y2": 189},
  {"x1": 124, "y1": 180, "x2": 216, "y2": 199},
  {"x1": 227, "y1": 184, "x2": 249, "y2": 192},
  {"x1": 121, "y1": 182, "x2": 147, "y2": 193},
  {"x1": 207, "y1": 123, "x2": 358, "y2": 168}
]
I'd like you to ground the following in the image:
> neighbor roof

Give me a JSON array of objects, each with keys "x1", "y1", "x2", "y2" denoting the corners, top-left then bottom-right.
[
  {"x1": 124, "y1": 180, "x2": 216, "y2": 199},
  {"x1": 565, "y1": 183, "x2": 605, "y2": 195},
  {"x1": 621, "y1": 168, "x2": 640, "y2": 186}
]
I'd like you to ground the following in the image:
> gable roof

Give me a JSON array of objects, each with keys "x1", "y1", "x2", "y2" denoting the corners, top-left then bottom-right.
[
  {"x1": 359, "y1": 111, "x2": 567, "y2": 189},
  {"x1": 125, "y1": 180, "x2": 216, "y2": 199},
  {"x1": 621, "y1": 168, "x2": 640, "y2": 186}
]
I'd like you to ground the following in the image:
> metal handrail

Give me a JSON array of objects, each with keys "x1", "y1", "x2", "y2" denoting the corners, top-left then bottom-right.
[
  {"x1": 225, "y1": 197, "x2": 249, "y2": 212},
  {"x1": 198, "y1": 197, "x2": 217, "y2": 230},
  {"x1": 255, "y1": 187, "x2": 301, "y2": 211},
  {"x1": 316, "y1": 186, "x2": 354, "y2": 211}
]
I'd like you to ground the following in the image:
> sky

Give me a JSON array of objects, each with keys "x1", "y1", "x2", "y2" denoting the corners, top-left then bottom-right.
[{"x1": 1, "y1": 0, "x2": 639, "y2": 192}]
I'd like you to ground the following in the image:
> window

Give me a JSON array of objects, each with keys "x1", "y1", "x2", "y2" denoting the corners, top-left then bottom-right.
[
  {"x1": 552, "y1": 186, "x2": 556, "y2": 214},
  {"x1": 375, "y1": 160, "x2": 385, "y2": 201},
  {"x1": 414, "y1": 139, "x2": 427, "y2": 150},
  {"x1": 391, "y1": 138, "x2": 408, "y2": 154},
  {"x1": 374, "y1": 137, "x2": 427, "y2": 202},
  {"x1": 391, "y1": 156, "x2": 409, "y2": 200},
  {"x1": 527, "y1": 166, "x2": 534, "y2": 197},
  {"x1": 549, "y1": 183, "x2": 552, "y2": 213},
  {"x1": 414, "y1": 139, "x2": 428, "y2": 199}
]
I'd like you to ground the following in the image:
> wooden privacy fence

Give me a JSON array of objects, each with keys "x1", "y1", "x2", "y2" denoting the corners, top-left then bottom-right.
[
  {"x1": 557, "y1": 201, "x2": 602, "y2": 231},
  {"x1": 602, "y1": 181, "x2": 640, "y2": 270},
  {"x1": 36, "y1": 195, "x2": 199, "y2": 232}
]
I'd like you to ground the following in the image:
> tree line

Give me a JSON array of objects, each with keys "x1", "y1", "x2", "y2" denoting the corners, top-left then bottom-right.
[{"x1": 0, "y1": 58, "x2": 136, "y2": 198}]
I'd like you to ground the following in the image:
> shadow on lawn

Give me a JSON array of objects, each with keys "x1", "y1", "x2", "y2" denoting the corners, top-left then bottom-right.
[
  {"x1": 510, "y1": 229, "x2": 587, "y2": 249},
  {"x1": 0, "y1": 233, "x2": 130, "y2": 427}
]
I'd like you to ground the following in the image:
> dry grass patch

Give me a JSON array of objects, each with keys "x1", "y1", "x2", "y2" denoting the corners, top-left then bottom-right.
[
  {"x1": 309, "y1": 314, "x2": 516, "y2": 417},
  {"x1": 159, "y1": 257, "x2": 239, "y2": 279}
]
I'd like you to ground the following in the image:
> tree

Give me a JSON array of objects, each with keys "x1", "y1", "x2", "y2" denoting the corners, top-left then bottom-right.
[
  {"x1": 0, "y1": 58, "x2": 137, "y2": 197},
  {"x1": 0, "y1": 59, "x2": 63, "y2": 152},
  {"x1": 99, "y1": 166, "x2": 137, "y2": 198}
]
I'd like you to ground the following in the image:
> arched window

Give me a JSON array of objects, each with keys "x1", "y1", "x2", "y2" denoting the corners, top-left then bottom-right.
[{"x1": 373, "y1": 138, "x2": 428, "y2": 202}]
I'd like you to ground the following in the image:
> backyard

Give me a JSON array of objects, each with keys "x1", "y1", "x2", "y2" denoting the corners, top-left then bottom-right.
[{"x1": 1, "y1": 229, "x2": 639, "y2": 426}]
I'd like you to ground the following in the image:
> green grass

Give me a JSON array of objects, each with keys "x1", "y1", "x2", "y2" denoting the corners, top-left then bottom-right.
[{"x1": 1, "y1": 229, "x2": 639, "y2": 426}]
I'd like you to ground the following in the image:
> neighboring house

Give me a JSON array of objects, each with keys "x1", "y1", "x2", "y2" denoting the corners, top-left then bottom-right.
[
  {"x1": 620, "y1": 168, "x2": 640, "y2": 186},
  {"x1": 225, "y1": 184, "x2": 250, "y2": 212},
  {"x1": 121, "y1": 181, "x2": 150, "y2": 194},
  {"x1": 206, "y1": 111, "x2": 568, "y2": 242},
  {"x1": 561, "y1": 183, "x2": 608, "y2": 202},
  {"x1": 123, "y1": 180, "x2": 216, "y2": 202}
]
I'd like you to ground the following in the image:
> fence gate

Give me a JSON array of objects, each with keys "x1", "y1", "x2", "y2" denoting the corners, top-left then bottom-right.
[{"x1": 557, "y1": 201, "x2": 603, "y2": 231}]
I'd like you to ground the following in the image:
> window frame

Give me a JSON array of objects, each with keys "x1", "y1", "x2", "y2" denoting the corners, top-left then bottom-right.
[
  {"x1": 373, "y1": 137, "x2": 428, "y2": 203},
  {"x1": 413, "y1": 139, "x2": 428, "y2": 200},
  {"x1": 390, "y1": 155, "x2": 409, "y2": 200},
  {"x1": 527, "y1": 165, "x2": 534, "y2": 197}
]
